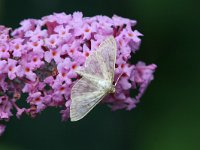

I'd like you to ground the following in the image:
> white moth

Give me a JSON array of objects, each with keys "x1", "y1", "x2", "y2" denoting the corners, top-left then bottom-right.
[{"x1": 70, "y1": 36, "x2": 118, "y2": 121}]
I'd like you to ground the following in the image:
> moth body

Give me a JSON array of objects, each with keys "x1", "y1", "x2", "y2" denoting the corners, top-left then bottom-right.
[
  {"x1": 76, "y1": 72, "x2": 115, "y2": 93},
  {"x1": 97, "y1": 79, "x2": 115, "y2": 93}
]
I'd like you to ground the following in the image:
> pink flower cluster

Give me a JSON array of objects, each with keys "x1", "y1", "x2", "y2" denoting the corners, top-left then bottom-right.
[{"x1": 0, "y1": 12, "x2": 156, "y2": 135}]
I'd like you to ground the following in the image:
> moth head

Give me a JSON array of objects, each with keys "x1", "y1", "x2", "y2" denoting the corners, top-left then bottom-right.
[{"x1": 110, "y1": 84, "x2": 116, "y2": 93}]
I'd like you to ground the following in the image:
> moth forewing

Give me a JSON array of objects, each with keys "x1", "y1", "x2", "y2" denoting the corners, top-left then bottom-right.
[
  {"x1": 96, "y1": 36, "x2": 117, "y2": 81},
  {"x1": 70, "y1": 77, "x2": 107, "y2": 121}
]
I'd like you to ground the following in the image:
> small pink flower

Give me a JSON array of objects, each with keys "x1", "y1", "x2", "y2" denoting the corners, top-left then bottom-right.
[
  {"x1": 25, "y1": 25, "x2": 47, "y2": 41},
  {"x1": 71, "y1": 12, "x2": 83, "y2": 27},
  {"x1": 0, "y1": 26, "x2": 11, "y2": 42},
  {"x1": 90, "y1": 38, "x2": 102, "y2": 51},
  {"x1": 22, "y1": 81, "x2": 38, "y2": 93},
  {"x1": 0, "y1": 42, "x2": 10, "y2": 59},
  {"x1": 45, "y1": 34, "x2": 60, "y2": 49},
  {"x1": 115, "y1": 55, "x2": 126, "y2": 74},
  {"x1": 0, "y1": 75, "x2": 8, "y2": 92},
  {"x1": 125, "y1": 97, "x2": 136, "y2": 110},
  {"x1": 44, "y1": 47, "x2": 62, "y2": 64},
  {"x1": 28, "y1": 39, "x2": 44, "y2": 53},
  {"x1": 121, "y1": 25, "x2": 143, "y2": 52},
  {"x1": 67, "y1": 61, "x2": 79, "y2": 78},
  {"x1": 7, "y1": 59, "x2": 18, "y2": 80},
  {"x1": 30, "y1": 52, "x2": 44, "y2": 68},
  {"x1": 118, "y1": 76, "x2": 132, "y2": 90},
  {"x1": 19, "y1": 63, "x2": 37, "y2": 81},
  {"x1": 44, "y1": 76, "x2": 54, "y2": 86},
  {"x1": 62, "y1": 40, "x2": 82, "y2": 61},
  {"x1": 112, "y1": 15, "x2": 137, "y2": 27},
  {"x1": 0, "y1": 96, "x2": 13, "y2": 120},
  {"x1": 12, "y1": 19, "x2": 36, "y2": 36},
  {"x1": 95, "y1": 15, "x2": 114, "y2": 35},
  {"x1": 0, "y1": 60, "x2": 7, "y2": 74},
  {"x1": 16, "y1": 108, "x2": 25, "y2": 118},
  {"x1": 75, "y1": 23, "x2": 95, "y2": 40},
  {"x1": 82, "y1": 44, "x2": 91, "y2": 58},
  {"x1": 54, "y1": 25, "x2": 72, "y2": 41},
  {"x1": 52, "y1": 92, "x2": 64, "y2": 106},
  {"x1": 116, "y1": 36, "x2": 131, "y2": 58},
  {"x1": 27, "y1": 92, "x2": 46, "y2": 113},
  {"x1": 10, "y1": 38, "x2": 24, "y2": 57},
  {"x1": 57, "y1": 58, "x2": 72, "y2": 84},
  {"x1": 60, "y1": 100, "x2": 71, "y2": 121},
  {"x1": 42, "y1": 12, "x2": 72, "y2": 25},
  {"x1": 131, "y1": 62, "x2": 157, "y2": 83}
]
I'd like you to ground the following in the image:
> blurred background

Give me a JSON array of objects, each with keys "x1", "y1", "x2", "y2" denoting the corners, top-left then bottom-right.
[{"x1": 0, "y1": 0, "x2": 199, "y2": 150}]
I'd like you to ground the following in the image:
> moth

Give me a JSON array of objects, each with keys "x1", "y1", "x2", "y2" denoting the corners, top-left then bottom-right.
[{"x1": 70, "y1": 36, "x2": 120, "y2": 121}]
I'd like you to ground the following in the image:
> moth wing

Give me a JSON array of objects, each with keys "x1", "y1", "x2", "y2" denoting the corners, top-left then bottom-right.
[
  {"x1": 77, "y1": 36, "x2": 117, "y2": 81},
  {"x1": 70, "y1": 77, "x2": 107, "y2": 121},
  {"x1": 96, "y1": 36, "x2": 117, "y2": 81},
  {"x1": 80, "y1": 49, "x2": 107, "y2": 80}
]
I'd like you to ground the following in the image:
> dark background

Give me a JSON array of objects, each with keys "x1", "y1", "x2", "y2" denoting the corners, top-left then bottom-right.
[{"x1": 0, "y1": 0, "x2": 200, "y2": 150}]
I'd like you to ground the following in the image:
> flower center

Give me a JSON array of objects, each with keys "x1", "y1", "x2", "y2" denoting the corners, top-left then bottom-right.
[
  {"x1": 52, "y1": 51, "x2": 57, "y2": 56},
  {"x1": 72, "y1": 64, "x2": 77, "y2": 70},
  {"x1": 128, "y1": 33, "x2": 133, "y2": 37},
  {"x1": 85, "y1": 52, "x2": 89, "y2": 57},
  {"x1": 60, "y1": 87, "x2": 65, "y2": 91},
  {"x1": 33, "y1": 42, "x2": 38, "y2": 47},
  {"x1": 33, "y1": 58, "x2": 37, "y2": 62},
  {"x1": 62, "y1": 72, "x2": 66, "y2": 77},
  {"x1": 15, "y1": 44, "x2": 20, "y2": 49},
  {"x1": 85, "y1": 29, "x2": 90, "y2": 32},
  {"x1": 50, "y1": 40, "x2": 55, "y2": 45},
  {"x1": 35, "y1": 97, "x2": 40, "y2": 102},
  {"x1": 25, "y1": 67, "x2": 30, "y2": 72},
  {"x1": 70, "y1": 49, "x2": 74, "y2": 54},
  {"x1": 121, "y1": 64, "x2": 125, "y2": 69},
  {"x1": 8, "y1": 66, "x2": 13, "y2": 72}
]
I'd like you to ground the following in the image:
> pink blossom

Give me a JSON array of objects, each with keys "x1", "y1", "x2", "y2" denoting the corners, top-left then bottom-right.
[{"x1": 0, "y1": 12, "x2": 156, "y2": 134}]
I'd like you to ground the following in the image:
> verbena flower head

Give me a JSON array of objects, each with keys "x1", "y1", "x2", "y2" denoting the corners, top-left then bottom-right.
[{"x1": 0, "y1": 12, "x2": 156, "y2": 135}]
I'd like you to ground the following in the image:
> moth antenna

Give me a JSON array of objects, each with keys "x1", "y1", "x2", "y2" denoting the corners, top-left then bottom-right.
[{"x1": 114, "y1": 72, "x2": 123, "y2": 86}]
